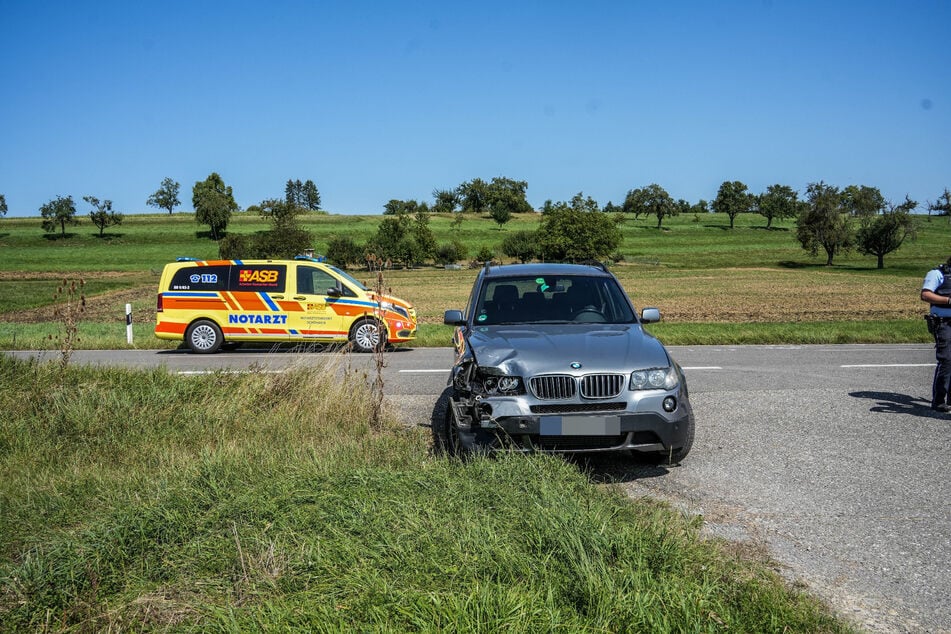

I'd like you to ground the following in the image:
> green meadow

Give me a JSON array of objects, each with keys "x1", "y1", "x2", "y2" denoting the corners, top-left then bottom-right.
[{"x1": 0, "y1": 209, "x2": 944, "y2": 349}]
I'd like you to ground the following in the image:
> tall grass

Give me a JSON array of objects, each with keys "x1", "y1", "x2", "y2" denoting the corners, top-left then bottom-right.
[{"x1": 0, "y1": 354, "x2": 851, "y2": 632}]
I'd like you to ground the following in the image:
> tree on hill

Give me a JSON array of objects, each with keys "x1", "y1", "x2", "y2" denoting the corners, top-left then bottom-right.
[
  {"x1": 501, "y1": 230, "x2": 540, "y2": 263},
  {"x1": 383, "y1": 199, "x2": 428, "y2": 215},
  {"x1": 486, "y1": 177, "x2": 532, "y2": 230},
  {"x1": 0, "y1": 194, "x2": 7, "y2": 217},
  {"x1": 796, "y1": 181, "x2": 853, "y2": 265},
  {"x1": 538, "y1": 193, "x2": 622, "y2": 261},
  {"x1": 842, "y1": 185, "x2": 886, "y2": 218},
  {"x1": 432, "y1": 188, "x2": 460, "y2": 214},
  {"x1": 412, "y1": 209, "x2": 437, "y2": 262},
  {"x1": 712, "y1": 180, "x2": 754, "y2": 228},
  {"x1": 146, "y1": 177, "x2": 181, "y2": 215},
  {"x1": 928, "y1": 188, "x2": 951, "y2": 218},
  {"x1": 855, "y1": 196, "x2": 918, "y2": 269},
  {"x1": 458, "y1": 178, "x2": 491, "y2": 214},
  {"x1": 623, "y1": 184, "x2": 677, "y2": 228},
  {"x1": 326, "y1": 236, "x2": 364, "y2": 269},
  {"x1": 84, "y1": 195, "x2": 123, "y2": 237},
  {"x1": 285, "y1": 179, "x2": 321, "y2": 211},
  {"x1": 193, "y1": 172, "x2": 238, "y2": 240},
  {"x1": 253, "y1": 199, "x2": 313, "y2": 258},
  {"x1": 40, "y1": 195, "x2": 79, "y2": 237},
  {"x1": 755, "y1": 184, "x2": 799, "y2": 229}
]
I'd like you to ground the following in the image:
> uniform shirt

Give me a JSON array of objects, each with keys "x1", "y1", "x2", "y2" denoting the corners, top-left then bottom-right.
[{"x1": 922, "y1": 268, "x2": 951, "y2": 317}]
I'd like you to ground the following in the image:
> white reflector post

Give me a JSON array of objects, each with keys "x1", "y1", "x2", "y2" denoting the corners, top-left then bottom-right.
[{"x1": 126, "y1": 303, "x2": 133, "y2": 345}]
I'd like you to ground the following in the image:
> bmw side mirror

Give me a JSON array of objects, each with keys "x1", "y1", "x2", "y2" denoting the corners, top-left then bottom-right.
[
  {"x1": 444, "y1": 309, "x2": 466, "y2": 326},
  {"x1": 641, "y1": 307, "x2": 661, "y2": 323}
]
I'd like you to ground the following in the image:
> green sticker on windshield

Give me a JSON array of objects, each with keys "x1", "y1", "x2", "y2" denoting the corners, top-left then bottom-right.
[
  {"x1": 535, "y1": 277, "x2": 550, "y2": 292},
  {"x1": 477, "y1": 314, "x2": 487, "y2": 322}
]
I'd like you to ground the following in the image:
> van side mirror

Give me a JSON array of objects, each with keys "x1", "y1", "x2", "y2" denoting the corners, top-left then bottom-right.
[{"x1": 326, "y1": 287, "x2": 341, "y2": 298}]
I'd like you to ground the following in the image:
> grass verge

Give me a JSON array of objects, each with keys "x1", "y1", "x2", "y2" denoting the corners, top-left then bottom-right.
[
  {"x1": 0, "y1": 319, "x2": 932, "y2": 351},
  {"x1": 0, "y1": 354, "x2": 852, "y2": 632}
]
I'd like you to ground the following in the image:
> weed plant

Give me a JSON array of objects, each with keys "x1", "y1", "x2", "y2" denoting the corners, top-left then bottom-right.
[{"x1": 0, "y1": 354, "x2": 851, "y2": 631}]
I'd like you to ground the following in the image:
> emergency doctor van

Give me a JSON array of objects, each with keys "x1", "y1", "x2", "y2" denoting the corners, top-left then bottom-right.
[{"x1": 155, "y1": 257, "x2": 417, "y2": 353}]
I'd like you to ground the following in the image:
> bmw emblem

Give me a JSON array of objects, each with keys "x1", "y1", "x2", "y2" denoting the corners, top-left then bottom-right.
[{"x1": 570, "y1": 362, "x2": 582, "y2": 369}]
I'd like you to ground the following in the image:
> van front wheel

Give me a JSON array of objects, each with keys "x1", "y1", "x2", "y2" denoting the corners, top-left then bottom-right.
[
  {"x1": 350, "y1": 318, "x2": 384, "y2": 353},
  {"x1": 186, "y1": 319, "x2": 224, "y2": 354}
]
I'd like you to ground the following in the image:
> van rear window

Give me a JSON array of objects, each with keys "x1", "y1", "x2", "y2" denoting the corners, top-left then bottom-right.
[{"x1": 169, "y1": 266, "x2": 230, "y2": 291}]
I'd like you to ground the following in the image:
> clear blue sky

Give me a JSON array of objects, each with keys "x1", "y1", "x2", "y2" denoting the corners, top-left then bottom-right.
[{"x1": 1, "y1": 1, "x2": 949, "y2": 217}]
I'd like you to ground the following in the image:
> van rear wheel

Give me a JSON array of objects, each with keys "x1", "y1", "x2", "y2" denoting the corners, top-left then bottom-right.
[
  {"x1": 186, "y1": 319, "x2": 223, "y2": 354},
  {"x1": 350, "y1": 318, "x2": 384, "y2": 353}
]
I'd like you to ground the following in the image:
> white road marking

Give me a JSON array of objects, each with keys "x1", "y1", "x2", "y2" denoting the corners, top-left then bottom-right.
[{"x1": 841, "y1": 363, "x2": 935, "y2": 368}]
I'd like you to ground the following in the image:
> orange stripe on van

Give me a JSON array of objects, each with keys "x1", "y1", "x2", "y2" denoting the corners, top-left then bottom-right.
[
  {"x1": 230, "y1": 291, "x2": 267, "y2": 311},
  {"x1": 155, "y1": 322, "x2": 186, "y2": 335},
  {"x1": 220, "y1": 291, "x2": 241, "y2": 311},
  {"x1": 163, "y1": 297, "x2": 229, "y2": 311}
]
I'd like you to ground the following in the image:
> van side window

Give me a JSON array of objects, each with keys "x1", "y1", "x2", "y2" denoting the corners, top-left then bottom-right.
[
  {"x1": 298, "y1": 266, "x2": 339, "y2": 296},
  {"x1": 228, "y1": 265, "x2": 287, "y2": 292},
  {"x1": 169, "y1": 265, "x2": 229, "y2": 291}
]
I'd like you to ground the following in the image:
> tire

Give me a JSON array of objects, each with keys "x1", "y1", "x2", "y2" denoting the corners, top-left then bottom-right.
[
  {"x1": 350, "y1": 318, "x2": 385, "y2": 353},
  {"x1": 431, "y1": 387, "x2": 464, "y2": 456},
  {"x1": 185, "y1": 319, "x2": 224, "y2": 354}
]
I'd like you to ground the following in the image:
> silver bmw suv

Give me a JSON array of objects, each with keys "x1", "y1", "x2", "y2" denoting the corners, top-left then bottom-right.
[{"x1": 434, "y1": 262, "x2": 694, "y2": 463}]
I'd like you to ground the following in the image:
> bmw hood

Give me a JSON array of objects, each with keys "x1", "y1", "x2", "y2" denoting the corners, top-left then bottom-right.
[{"x1": 466, "y1": 324, "x2": 671, "y2": 374}]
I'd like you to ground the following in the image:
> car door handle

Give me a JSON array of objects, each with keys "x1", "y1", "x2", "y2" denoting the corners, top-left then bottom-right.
[
  {"x1": 293, "y1": 296, "x2": 306, "y2": 300},
  {"x1": 271, "y1": 295, "x2": 284, "y2": 300}
]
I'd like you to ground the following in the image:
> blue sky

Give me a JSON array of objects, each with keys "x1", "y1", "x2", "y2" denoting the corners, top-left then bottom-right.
[{"x1": 1, "y1": 1, "x2": 949, "y2": 217}]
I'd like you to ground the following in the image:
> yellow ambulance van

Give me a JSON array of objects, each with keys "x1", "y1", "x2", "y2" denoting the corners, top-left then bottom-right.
[{"x1": 155, "y1": 257, "x2": 417, "y2": 353}]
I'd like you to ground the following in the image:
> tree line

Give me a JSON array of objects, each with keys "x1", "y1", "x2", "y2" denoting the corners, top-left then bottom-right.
[{"x1": 8, "y1": 174, "x2": 951, "y2": 270}]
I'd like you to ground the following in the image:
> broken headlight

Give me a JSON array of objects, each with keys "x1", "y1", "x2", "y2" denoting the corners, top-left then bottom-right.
[{"x1": 477, "y1": 369, "x2": 525, "y2": 395}]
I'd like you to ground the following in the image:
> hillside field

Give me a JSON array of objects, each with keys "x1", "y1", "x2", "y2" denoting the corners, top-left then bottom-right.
[{"x1": 0, "y1": 210, "x2": 945, "y2": 348}]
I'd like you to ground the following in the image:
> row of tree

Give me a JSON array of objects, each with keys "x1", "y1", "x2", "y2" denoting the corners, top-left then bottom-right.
[
  {"x1": 323, "y1": 192, "x2": 623, "y2": 270},
  {"x1": 12, "y1": 173, "x2": 951, "y2": 269},
  {"x1": 36, "y1": 195, "x2": 124, "y2": 237}
]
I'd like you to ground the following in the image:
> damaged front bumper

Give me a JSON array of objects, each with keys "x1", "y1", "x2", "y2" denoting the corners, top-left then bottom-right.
[{"x1": 447, "y1": 395, "x2": 694, "y2": 454}]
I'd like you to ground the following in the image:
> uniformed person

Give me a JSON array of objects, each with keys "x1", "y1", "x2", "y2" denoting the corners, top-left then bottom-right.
[{"x1": 920, "y1": 257, "x2": 951, "y2": 411}]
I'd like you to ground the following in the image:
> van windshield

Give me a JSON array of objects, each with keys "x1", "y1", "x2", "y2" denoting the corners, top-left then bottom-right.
[{"x1": 330, "y1": 265, "x2": 369, "y2": 291}]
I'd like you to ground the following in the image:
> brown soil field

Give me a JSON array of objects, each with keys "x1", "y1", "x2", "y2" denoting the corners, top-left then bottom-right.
[{"x1": 0, "y1": 266, "x2": 924, "y2": 326}]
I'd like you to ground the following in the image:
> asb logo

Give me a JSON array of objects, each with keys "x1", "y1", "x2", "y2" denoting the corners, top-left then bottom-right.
[{"x1": 239, "y1": 269, "x2": 279, "y2": 284}]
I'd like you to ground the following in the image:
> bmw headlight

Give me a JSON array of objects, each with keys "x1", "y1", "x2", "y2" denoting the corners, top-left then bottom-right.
[
  {"x1": 630, "y1": 367, "x2": 679, "y2": 391},
  {"x1": 478, "y1": 370, "x2": 524, "y2": 395}
]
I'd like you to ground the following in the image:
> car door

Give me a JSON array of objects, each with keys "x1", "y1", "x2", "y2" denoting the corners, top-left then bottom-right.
[{"x1": 286, "y1": 264, "x2": 350, "y2": 342}]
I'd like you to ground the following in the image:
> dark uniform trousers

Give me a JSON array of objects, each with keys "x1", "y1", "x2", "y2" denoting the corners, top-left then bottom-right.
[{"x1": 933, "y1": 319, "x2": 951, "y2": 408}]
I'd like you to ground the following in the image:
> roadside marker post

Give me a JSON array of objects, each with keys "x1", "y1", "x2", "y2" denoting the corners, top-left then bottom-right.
[{"x1": 126, "y1": 303, "x2": 133, "y2": 345}]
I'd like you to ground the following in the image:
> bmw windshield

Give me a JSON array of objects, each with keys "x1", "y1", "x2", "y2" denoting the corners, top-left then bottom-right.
[{"x1": 473, "y1": 276, "x2": 637, "y2": 325}]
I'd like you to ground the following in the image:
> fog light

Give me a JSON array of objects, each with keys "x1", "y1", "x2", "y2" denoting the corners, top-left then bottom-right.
[{"x1": 662, "y1": 396, "x2": 677, "y2": 412}]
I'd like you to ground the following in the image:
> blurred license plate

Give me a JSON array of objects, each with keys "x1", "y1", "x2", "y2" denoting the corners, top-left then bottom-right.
[{"x1": 539, "y1": 416, "x2": 620, "y2": 436}]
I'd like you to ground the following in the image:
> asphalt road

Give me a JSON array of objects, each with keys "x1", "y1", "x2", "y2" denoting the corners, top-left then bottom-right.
[{"x1": 9, "y1": 344, "x2": 950, "y2": 633}]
